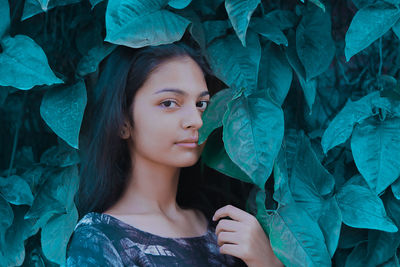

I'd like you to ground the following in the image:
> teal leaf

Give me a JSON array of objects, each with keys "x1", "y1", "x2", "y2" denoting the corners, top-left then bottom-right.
[
  {"x1": 296, "y1": 5, "x2": 335, "y2": 80},
  {"x1": 201, "y1": 129, "x2": 252, "y2": 183},
  {"x1": 263, "y1": 10, "x2": 297, "y2": 30},
  {"x1": 344, "y1": 241, "x2": 369, "y2": 267},
  {"x1": 207, "y1": 31, "x2": 261, "y2": 92},
  {"x1": 392, "y1": 19, "x2": 400, "y2": 39},
  {"x1": 90, "y1": 0, "x2": 104, "y2": 9},
  {"x1": 0, "y1": 205, "x2": 39, "y2": 267},
  {"x1": 199, "y1": 88, "x2": 234, "y2": 144},
  {"x1": 20, "y1": 166, "x2": 45, "y2": 196},
  {"x1": 203, "y1": 20, "x2": 231, "y2": 45},
  {"x1": 40, "y1": 80, "x2": 87, "y2": 149},
  {"x1": 0, "y1": 175, "x2": 34, "y2": 206},
  {"x1": 0, "y1": 35, "x2": 63, "y2": 90},
  {"x1": 0, "y1": 0, "x2": 10, "y2": 38},
  {"x1": 287, "y1": 132, "x2": 340, "y2": 257},
  {"x1": 249, "y1": 17, "x2": 288, "y2": 46},
  {"x1": 335, "y1": 181, "x2": 398, "y2": 232},
  {"x1": 321, "y1": 91, "x2": 387, "y2": 154},
  {"x1": 105, "y1": 0, "x2": 190, "y2": 48},
  {"x1": 286, "y1": 30, "x2": 316, "y2": 111},
  {"x1": 168, "y1": 0, "x2": 192, "y2": 9},
  {"x1": 41, "y1": 205, "x2": 78, "y2": 265},
  {"x1": 345, "y1": 2, "x2": 400, "y2": 61},
  {"x1": 392, "y1": 178, "x2": 400, "y2": 200},
  {"x1": 22, "y1": 0, "x2": 82, "y2": 21},
  {"x1": 0, "y1": 194, "x2": 13, "y2": 234},
  {"x1": 40, "y1": 143, "x2": 80, "y2": 167},
  {"x1": 24, "y1": 166, "x2": 79, "y2": 230},
  {"x1": 258, "y1": 43, "x2": 292, "y2": 105},
  {"x1": 265, "y1": 204, "x2": 332, "y2": 266},
  {"x1": 225, "y1": 0, "x2": 261, "y2": 47},
  {"x1": 222, "y1": 88, "x2": 284, "y2": 189},
  {"x1": 77, "y1": 43, "x2": 117, "y2": 77},
  {"x1": 351, "y1": 117, "x2": 400, "y2": 195},
  {"x1": 175, "y1": 9, "x2": 206, "y2": 51}
]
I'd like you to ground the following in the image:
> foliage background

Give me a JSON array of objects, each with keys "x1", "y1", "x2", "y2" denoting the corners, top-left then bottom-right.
[{"x1": 1, "y1": 0, "x2": 400, "y2": 266}]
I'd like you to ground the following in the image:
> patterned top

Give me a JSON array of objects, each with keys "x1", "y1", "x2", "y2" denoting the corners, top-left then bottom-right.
[{"x1": 66, "y1": 212, "x2": 246, "y2": 266}]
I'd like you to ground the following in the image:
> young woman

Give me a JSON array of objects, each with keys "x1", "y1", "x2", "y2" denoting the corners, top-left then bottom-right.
[{"x1": 66, "y1": 40, "x2": 283, "y2": 267}]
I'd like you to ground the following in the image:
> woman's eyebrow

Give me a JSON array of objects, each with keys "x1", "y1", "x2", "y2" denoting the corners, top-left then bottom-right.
[{"x1": 154, "y1": 88, "x2": 210, "y2": 97}]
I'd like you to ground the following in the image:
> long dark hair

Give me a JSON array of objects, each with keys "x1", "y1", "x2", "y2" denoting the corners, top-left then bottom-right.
[{"x1": 76, "y1": 40, "x2": 220, "y2": 218}]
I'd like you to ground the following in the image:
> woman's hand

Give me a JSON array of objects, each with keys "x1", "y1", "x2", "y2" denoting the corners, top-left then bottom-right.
[{"x1": 213, "y1": 205, "x2": 283, "y2": 267}]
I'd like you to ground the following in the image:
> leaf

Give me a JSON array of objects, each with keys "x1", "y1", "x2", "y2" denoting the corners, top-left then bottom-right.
[
  {"x1": 344, "y1": 241, "x2": 370, "y2": 267},
  {"x1": 263, "y1": 10, "x2": 297, "y2": 30},
  {"x1": 201, "y1": 129, "x2": 252, "y2": 183},
  {"x1": 90, "y1": 0, "x2": 104, "y2": 9},
  {"x1": 77, "y1": 43, "x2": 116, "y2": 77},
  {"x1": 207, "y1": 31, "x2": 261, "y2": 91},
  {"x1": 296, "y1": 5, "x2": 335, "y2": 80},
  {"x1": 258, "y1": 43, "x2": 292, "y2": 105},
  {"x1": 0, "y1": 0, "x2": 10, "y2": 38},
  {"x1": 0, "y1": 205, "x2": 39, "y2": 267},
  {"x1": 287, "y1": 132, "x2": 340, "y2": 257},
  {"x1": 335, "y1": 182, "x2": 398, "y2": 232},
  {"x1": 264, "y1": 204, "x2": 332, "y2": 266},
  {"x1": 225, "y1": 0, "x2": 261, "y2": 46},
  {"x1": 345, "y1": 2, "x2": 400, "y2": 61},
  {"x1": 392, "y1": 19, "x2": 400, "y2": 39},
  {"x1": 286, "y1": 30, "x2": 317, "y2": 111},
  {"x1": 249, "y1": 17, "x2": 288, "y2": 46},
  {"x1": 199, "y1": 88, "x2": 234, "y2": 144},
  {"x1": 41, "y1": 205, "x2": 78, "y2": 265},
  {"x1": 40, "y1": 143, "x2": 80, "y2": 167},
  {"x1": 24, "y1": 166, "x2": 79, "y2": 230},
  {"x1": 222, "y1": 88, "x2": 284, "y2": 189},
  {"x1": 22, "y1": 0, "x2": 82, "y2": 21},
  {"x1": 351, "y1": 117, "x2": 400, "y2": 195},
  {"x1": 40, "y1": 80, "x2": 87, "y2": 149},
  {"x1": 0, "y1": 194, "x2": 13, "y2": 235},
  {"x1": 203, "y1": 20, "x2": 231, "y2": 45},
  {"x1": 321, "y1": 91, "x2": 393, "y2": 153},
  {"x1": 0, "y1": 175, "x2": 34, "y2": 206},
  {"x1": 0, "y1": 35, "x2": 63, "y2": 90},
  {"x1": 392, "y1": 178, "x2": 400, "y2": 200},
  {"x1": 105, "y1": 0, "x2": 190, "y2": 48},
  {"x1": 168, "y1": 0, "x2": 192, "y2": 9}
]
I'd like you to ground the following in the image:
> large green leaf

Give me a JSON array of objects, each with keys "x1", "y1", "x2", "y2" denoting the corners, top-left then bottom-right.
[
  {"x1": 40, "y1": 80, "x2": 87, "y2": 149},
  {"x1": 285, "y1": 30, "x2": 316, "y2": 111},
  {"x1": 287, "y1": 132, "x2": 341, "y2": 257},
  {"x1": 261, "y1": 203, "x2": 332, "y2": 266},
  {"x1": 249, "y1": 17, "x2": 288, "y2": 46},
  {"x1": 24, "y1": 166, "x2": 79, "y2": 230},
  {"x1": 321, "y1": 91, "x2": 398, "y2": 153},
  {"x1": 296, "y1": 5, "x2": 335, "y2": 80},
  {"x1": 105, "y1": 0, "x2": 190, "y2": 48},
  {"x1": 199, "y1": 88, "x2": 234, "y2": 144},
  {"x1": 222, "y1": 88, "x2": 284, "y2": 189},
  {"x1": 335, "y1": 181, "x2": 398, "y2": 232},
  {"x1": 0, "y1": 35, "x2": 63, "y2": 90},
  {"x1": 207, "y1": 31, "x2": 261, "y2": 92},
  {"x1": 345, "y1": 2, "x2": 400, "y2": 61},
  {"x1": 258, "y1": 43, "x2": 292, "y2": 105},
  {"x1": 351, "y1": 117, "x2": 400, "y2": 195},
  {"x1": 22, "y1": 0, "x2": 82, "y2": 21},
  {"x1": 201, "y1": 129, "x2": 252, "y2": 183},
  {"x1": 0, "y1": 0, "x2": 10, "y2": 38},
  {"x1": 0, "y1": 175, "x2": 34, "y2": 206},
  {"x1": 41, "y1": 204, "x2": 78, "y2": 265},
  {"x1": 0, "y1": 205, "x2": 38, "y2": 267},
  {"x1": 225, "y1": 0, "x2": 261, "y2": 47}
]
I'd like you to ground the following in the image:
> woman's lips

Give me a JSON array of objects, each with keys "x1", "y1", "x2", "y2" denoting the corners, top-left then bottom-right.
[{"x1": 175, "y1": 142, "x2": 198, "y2": 148}]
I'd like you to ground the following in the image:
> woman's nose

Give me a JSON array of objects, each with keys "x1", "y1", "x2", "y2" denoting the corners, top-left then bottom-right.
[{"x1": 182, "y1": 104, "x2": 203, "y2": 129}]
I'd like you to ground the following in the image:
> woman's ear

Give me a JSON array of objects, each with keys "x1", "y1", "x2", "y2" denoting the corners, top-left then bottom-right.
[{"x1": 119, "y1": 121, "x2": 131, "y2": 139}]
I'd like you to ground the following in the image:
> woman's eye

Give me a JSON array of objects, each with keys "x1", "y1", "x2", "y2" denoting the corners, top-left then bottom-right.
[
  {"x1": 197, "y1": 100, "x2": 209, "y2": 110},
  {"x1": 160, "y1": 100, "x2": 178, "y2": 108}
]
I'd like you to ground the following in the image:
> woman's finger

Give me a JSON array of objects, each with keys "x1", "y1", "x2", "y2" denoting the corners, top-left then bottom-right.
[
  {"x1": 216, "y1": 231, "x2": 240, "y2": 247},
  {"x1": 212, "y1": 204, "x2": 251, "y2": 222},
  {"x1": 215, "y1": 219, "x2": 241, "y2": 236},
  {"x1": 219, "y1": 243, "x2": 246, "y2": 259}
]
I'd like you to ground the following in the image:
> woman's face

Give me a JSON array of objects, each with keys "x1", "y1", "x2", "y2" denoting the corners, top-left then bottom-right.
[{"x1": 126, "y1": 56, "x2": 210, "y2": 168}]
